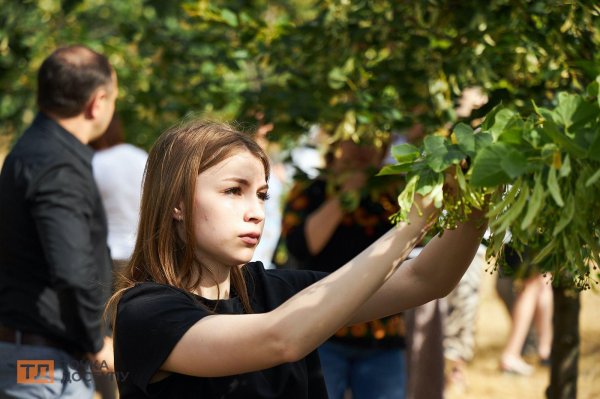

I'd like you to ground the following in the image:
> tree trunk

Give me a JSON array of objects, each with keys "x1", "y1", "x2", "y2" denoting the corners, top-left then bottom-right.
[{"x1": 546, "y1": 285, "x2": 580, "y2": 399}]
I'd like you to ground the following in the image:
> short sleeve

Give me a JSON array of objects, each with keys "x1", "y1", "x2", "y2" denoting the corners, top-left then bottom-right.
[
  {"x1": 114, "y1": 283, "x2": 208, "y2": 395},
  {"x1": 251, "y1": 263, "x2": 328, "y2": 305},
  {"x1": 263, "y1": 268, "x2": 327, "y2": 293}
]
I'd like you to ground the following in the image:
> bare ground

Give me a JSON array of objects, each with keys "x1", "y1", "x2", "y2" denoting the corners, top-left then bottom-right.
[{"x1": 447, "y1": 272, "x2": 600, "y2": 399}]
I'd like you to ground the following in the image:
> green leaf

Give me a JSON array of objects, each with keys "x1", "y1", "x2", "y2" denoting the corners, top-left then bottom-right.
[
  {"x1": 474, "y1": 132, "x2": 493, "y2": 151},
  {"x1": 397, "y1": 175, "x2": 418, "y2": 221},
  {"x1": 559, "y1": 154, "x2": 571, "y2": 177},
  {"x1": 554, "y1": 92, "x2": 580, "y2": 128},
  {"x1": 555, "y1": 92, "x2": 598, "y2": 132},
  {"x1": 500, "y1": 150, "x2": 528, "y2": 179},
  {"x1": 220, "y1": 8, "x2": 238, "y2": 27},
  {"x1": 553, "y1": 194, "x2": 575, "y2": 236},
  {"x1": 587, "y1": 130, "x2": 600, "y2": 161},
  {"x1": 562, "y1": 234, "x2": 580, "y2": 267},
  {"x1": 423, "y1": 135, "x2": 445, "y2": 154},
  {"x1": 597, "y1": 76, "x2": 600, "y2": 108},
  {"x1": 491, "y1": 182, "x2": 530, "y2": 233},
  {"x1": 585, "y1": 168, "x2": 600, "y2": 187},
  {"x1": 377, "y1": 163, "x2": 412, "y2": 176},
  {"x1": 586, "y1": 80, "x2": 599, "y2": 100},
  {"x1": 391, "y1": 143, "x2": 420, "y2": 164},
  {"x1": 533, "y1": 102, "x2": 587, "y2": 158},
  {"x1": 470, "y1": 143, "x2": 527, "y2": 187},
  {"x1": 486, "y1": 179, "x2": 522, "y2": 218},
  {"x1": 547, "y1": 167, "x2": 564, "y2": 207},
  {"x1": 486, "y1": 108, "x2": 518, "y2": 141},
  {"x1": 523, "y1": 117, "x2": 542, "y2": 148},
  {"x1": 499, "y1": 116, "x2": 525, "y2": 145},
  {"x1": 415, "y1": 170, "x2": 443, "y2": 195},
  {"x1": 455, "y1": 165, "x2": 467, "y2": 191},
  {"x1": 487, "y1": 234, "x2": 505, "y2": 262},
  {"x1": 387, "y1": 108, "x2": 403, "y2": 121},
  {"x1": 327, "y1": 67, "x2": 347, "y2": 89},
  {"x1": 480, "y1": 103, "x2": 502, "y2": 132},
  {"x1": 423, "y1": 136, "x2": 465, "y2": 173},
  {"x1": 520, "y1": 175, "x2": 545, "y2": 230},
  {"x1": 531, "y1": 238, "x2": 557, "y2": 264},
  {"x1": 453, "y1": 123, "x2": 475, "y2": 155},
  {"x1": 430, "y1": 179, "x2": 444, "y2": 208}
]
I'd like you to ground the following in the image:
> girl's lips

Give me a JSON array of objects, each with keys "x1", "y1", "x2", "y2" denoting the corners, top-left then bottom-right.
[{"x1": 239, "y1": 235, "x2": 259, "y2": 245}]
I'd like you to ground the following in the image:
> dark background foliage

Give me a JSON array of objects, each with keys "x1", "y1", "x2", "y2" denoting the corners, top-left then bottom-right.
[{"x1": 1, "y1": 0, "x2": 598, "y2": 148}]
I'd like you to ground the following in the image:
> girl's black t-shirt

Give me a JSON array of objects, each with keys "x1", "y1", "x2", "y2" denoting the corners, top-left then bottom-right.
[{"x1": 114, "y1": 261, "x2": 328, "y2": 398}]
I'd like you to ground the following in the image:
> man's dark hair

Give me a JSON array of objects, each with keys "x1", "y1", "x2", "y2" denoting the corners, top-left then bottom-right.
[{"x1": 37, "y1": 45, "x2": 114, "y2": 118}]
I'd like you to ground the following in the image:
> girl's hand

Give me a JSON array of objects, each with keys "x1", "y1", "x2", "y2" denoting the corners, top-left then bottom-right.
[
  {"x1": 443, "y1": 167, "x2": 460, "y2": 198},
  {"x1": 407, "y1": 167, "x2": 460, "y2": 228},
  {"x1": 408, "y1": 191, "x2": 439, "y2": 229}
]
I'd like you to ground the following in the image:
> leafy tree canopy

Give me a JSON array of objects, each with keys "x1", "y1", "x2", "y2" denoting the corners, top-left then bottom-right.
[{"x1": 1, "y1": 1, "x2": 598, "y2": 149}]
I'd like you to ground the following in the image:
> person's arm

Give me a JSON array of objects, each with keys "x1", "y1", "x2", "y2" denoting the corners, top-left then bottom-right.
[
  {"x1": 160, "y1": 195, "x2": 437, "y2": 378},
  {"x1": 29, "y1": 163, "x2": 110, "y2": 356},
  {"x1": 303, "y1": 196, "x2": 344, "y2": 255},
  {"x1": 347, "y1": 208, "x2": 488, "y2": 324},
  {"x1": 304, "y1": 171, "x2": 367, "y2": 254}
]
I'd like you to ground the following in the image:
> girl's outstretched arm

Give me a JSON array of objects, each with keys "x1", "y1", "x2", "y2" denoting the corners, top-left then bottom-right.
[
  {"x1": 159, "y1": 196, "x2": 437, "y2": 378},
  {"x1": 347, "y1": 208, "x2": 488, "y2": 324}
]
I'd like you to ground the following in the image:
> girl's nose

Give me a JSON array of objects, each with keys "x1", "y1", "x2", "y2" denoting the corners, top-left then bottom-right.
[{"x1": 244, "y1": 198, "x2": 265, "y2": 223}]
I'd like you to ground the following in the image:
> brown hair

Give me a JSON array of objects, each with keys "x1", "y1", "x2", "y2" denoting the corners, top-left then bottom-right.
[
  {"x1": 37, "y1": 45, "x2": 114, "y2": 118},
  {"x1": 106, "y1": 120, "x2": 270, "y2": 325}
]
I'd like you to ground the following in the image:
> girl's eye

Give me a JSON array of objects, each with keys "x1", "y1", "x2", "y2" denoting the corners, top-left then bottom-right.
[
  {"x1": 258, "y1": 192, "x2": 270, "y2": 201},
  {"x1": 224, "y1": 187, "x2": 242, "y2": 196}
]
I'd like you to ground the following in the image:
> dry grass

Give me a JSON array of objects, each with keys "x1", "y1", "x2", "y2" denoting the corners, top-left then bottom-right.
[{"x1": 447, "y1": 272, "x2": 600, "y2": 399}]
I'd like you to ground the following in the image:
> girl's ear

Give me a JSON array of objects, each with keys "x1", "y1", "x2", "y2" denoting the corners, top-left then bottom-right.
[
  {"x1": 173, "y1": 209, "x2": 182, "y2": 221},
  {"x1": 172, "y1": 203, "x2": 184, "y2": 221}
]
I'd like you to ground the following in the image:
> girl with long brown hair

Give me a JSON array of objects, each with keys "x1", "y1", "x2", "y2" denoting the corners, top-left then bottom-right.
[{"x1": 109, "y1": 120, "x2": 487, "y2": 398}]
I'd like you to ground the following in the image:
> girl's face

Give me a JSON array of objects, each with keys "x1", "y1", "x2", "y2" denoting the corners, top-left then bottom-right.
[{"x1": 189, "y1": 150, "x2": 268, "y2": 268}]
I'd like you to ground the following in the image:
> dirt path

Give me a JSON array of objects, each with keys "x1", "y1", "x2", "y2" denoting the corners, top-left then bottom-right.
[{"x1": 447, "y1": 272, "x2": 600, "y2": 399}]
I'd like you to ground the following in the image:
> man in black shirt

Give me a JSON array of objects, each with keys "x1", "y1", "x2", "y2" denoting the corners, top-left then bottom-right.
[{"x1": 0, "y1": 45, "x2": 117, "y2": 398}]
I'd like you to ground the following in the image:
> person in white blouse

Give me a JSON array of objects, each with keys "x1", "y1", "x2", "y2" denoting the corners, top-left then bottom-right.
[{"x1": 91, "y1": 115, "x2": 148, "y2": 266}]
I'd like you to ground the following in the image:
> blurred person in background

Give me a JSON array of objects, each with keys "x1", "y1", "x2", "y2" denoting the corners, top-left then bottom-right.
[
  {"x1": 276, "y1": 138, "x2": 409, "y2": 399},
  {"x1": 90, "y1": 114, "x2": 147, "y2": 272},
  {"x1": 0, "y1": 44, "x2": 117, "y2": 398},
  {"x1": 498, "y1": 246, "x2": 553, "y2": 376}
]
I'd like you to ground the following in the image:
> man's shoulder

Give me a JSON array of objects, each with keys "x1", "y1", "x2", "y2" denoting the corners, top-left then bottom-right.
[
  {"x1": 14, "y1": 114, "x2": 93, "y2": 168},
  {"x1": 2, "y1": 132, "x2": 97, "y2": 204},
  {"x1": 11, "y1": 124, "x2": 71, "y2": 166}
]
